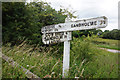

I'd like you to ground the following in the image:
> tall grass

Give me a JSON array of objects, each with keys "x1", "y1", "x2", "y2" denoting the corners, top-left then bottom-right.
[
  {"x1": 2, "y1": 37, "x2": 118, "y2": 78},
  {"x1": 2, "y1": 59, "x2": 26, "y2": 78}
]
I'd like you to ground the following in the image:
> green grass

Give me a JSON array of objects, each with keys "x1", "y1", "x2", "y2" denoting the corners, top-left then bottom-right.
[
  {"x1": 91, "y1": 38, "x2": 120, "y2": 50},
  {"x1": 2, "y1": 37, "x2": 118, "y2": 78},
  {"x1": 96, "y1": 44, "x2": 120, "y2": 50},
  {"x1": 2, "y1": 44, "x2": 63, "y2": 78},
  {"x1": 2, "y1": 59, "x2": 27, "y2": 78},
  {"x1": 0, "y1": 57, "x2": 2, "y2": 79},
  {"x1": 83, "y1": 49, "x2": 118, "y2": 78}
]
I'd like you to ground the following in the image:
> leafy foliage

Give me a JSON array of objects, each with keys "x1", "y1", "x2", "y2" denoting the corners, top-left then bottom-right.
[
  {"x1": 72, "y1": 29, "x2": 103, "y2": 38},
  {"x1": 71, "y1": 37, "x2": 92, "y2": 61},
  {"x1": 2, "y1": 2, "x2": 27, "y2": 45},
  {"x1": 2, "y1": 2, "x2": 76, "y2": 46},
  {"x1": 102, "y1": 29, "x2": 120, "y2": 40}
]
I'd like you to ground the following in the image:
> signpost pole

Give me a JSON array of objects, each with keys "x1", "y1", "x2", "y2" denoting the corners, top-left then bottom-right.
[
  {"x1": 63, "y1": 40, "x2": 70, "y2": 77},
  {"x1": 63, "y1": 16, "x2": 71, "y2": 78}
]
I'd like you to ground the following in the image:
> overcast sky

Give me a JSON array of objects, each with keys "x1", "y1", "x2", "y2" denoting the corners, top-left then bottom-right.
[
  {"x1": 38, "y1": 0, "x2": 119, "y2": 31},
  {"x1": 26, "y1": 0, "x2": 119, "y2": 31}
]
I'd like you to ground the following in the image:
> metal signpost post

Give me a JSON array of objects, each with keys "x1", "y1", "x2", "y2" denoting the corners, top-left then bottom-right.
[{"x1": 41, "y1": 16, "x2": 108, "y2": 78}]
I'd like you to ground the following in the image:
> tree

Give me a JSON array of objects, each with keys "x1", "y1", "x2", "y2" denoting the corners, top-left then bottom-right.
[
  {"x1": 102, "y1": 29, "x2": 120, "y2": 40},
  {"x1": 72, "y1": 29, "x2": 103, "y2": 38},
  {"x1": 2, "y1": 2, "x2": 27, "y2": 45},
  {"x1": 104, "y1": 30, "x2": 109, "y2": 33},
  {"x1": 2, "y1": 1, "x2": 76, "y2": 45}
]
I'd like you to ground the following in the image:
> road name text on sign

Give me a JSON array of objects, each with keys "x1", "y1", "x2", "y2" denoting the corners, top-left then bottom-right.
[
  {"x1": 42, "y1": 32, "x2": 71, "y2": 44},
  {"x1": 41, "y1": 16, "x2": 108, "y2": 33}
]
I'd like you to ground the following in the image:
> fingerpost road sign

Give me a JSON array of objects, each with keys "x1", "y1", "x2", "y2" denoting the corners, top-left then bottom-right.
[
  {"x1": 41, "y1": 16, "x2": 108, "y2": 78},
  {"x1": 41, "y1": 16, "x2": 107, "y2": 33}
]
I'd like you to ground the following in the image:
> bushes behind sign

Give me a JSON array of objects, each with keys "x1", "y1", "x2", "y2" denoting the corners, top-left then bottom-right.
[{"x1": 2, "y1": 2, "x2": 76, "y2": 46}]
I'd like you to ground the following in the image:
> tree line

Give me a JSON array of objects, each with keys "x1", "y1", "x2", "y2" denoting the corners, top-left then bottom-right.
[
  {"x1": 72, "y1": 29, "x2": 120, "y2": 40},
  {"x1": 2, "y1": 2, "x2": 76, "y2": 46},
  {"x1": 2, "y1": 2, "x2": 119, "y2": 46},
  {"x1": 102, "y1": 29, "x2": 120, "y2": 40}
]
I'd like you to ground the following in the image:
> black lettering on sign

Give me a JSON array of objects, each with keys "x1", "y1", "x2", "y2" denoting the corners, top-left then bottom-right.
[
  {"x1": 43, "y1": 25, "x2": 55, "y2": 33},
  {"x1": 103, "y1": 21, "x2": 106, "y2": 24},
  {"x1": 44, "y1": 32, "x2": 65, "y2": 44},
  {"x1": 100, "y1": 20, "x2": 106, "y2": 25},
  {"x1": 60, "y1": 33, "x2": 64, "y2": 38},
  {"x1": 74, "y1": 24, "x2": 76, "y2": 27},
  {"x1": 90, "y1": 22, "x2": 94, "y2": 25},
  {"x1": 87, "y1": 23, "x2": 89, "y2": 26},
  {"x1": 79, "y1": 23, "x2": 81, "y2": 27},
  {"x1": 71, "y1": 21, "x2": 99, "y2": 28},
  {"x1": 55, "y1": 28, "x2": 58, "y2": 31},
  {"x1": 76, "y1": 24, "x2": 79, "y2": 27},
  {"x1": 84, "y1": 23, "x2": 87, "y2": 26},
  {"x1": 71, "y1": 24, "x2": 73, "y2": 28},
  {"x1": 81, "y1": 23, "x2": 84, "y2": 26},
  {"x1": 94, "y1": 21, "x2": 97, "y2": 25},
  {"x1": 64, "y1": 35, "x2": 67, "y2": 38},
  {"x1": 59, "y1": 25, "x2": 62, "y2": 28}
]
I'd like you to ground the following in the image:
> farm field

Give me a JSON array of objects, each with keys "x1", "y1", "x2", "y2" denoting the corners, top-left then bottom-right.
[
  {"x1": 2, "y1": 37, "x2": 118, "y2": 78},
  {"x1": 91, "y1": 38, "x2": 120, "y2": 50}
]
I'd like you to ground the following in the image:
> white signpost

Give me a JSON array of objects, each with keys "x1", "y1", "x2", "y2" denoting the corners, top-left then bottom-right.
[
  {"x1": 41, "y1": 16, "x2": 107, "y2": 33},
  {"x1": 42, "y1": 32, "x2": 71, "y2": 44},
  {"x1": 41, "y1": 16, "x2": 108, "y2": 78}
]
